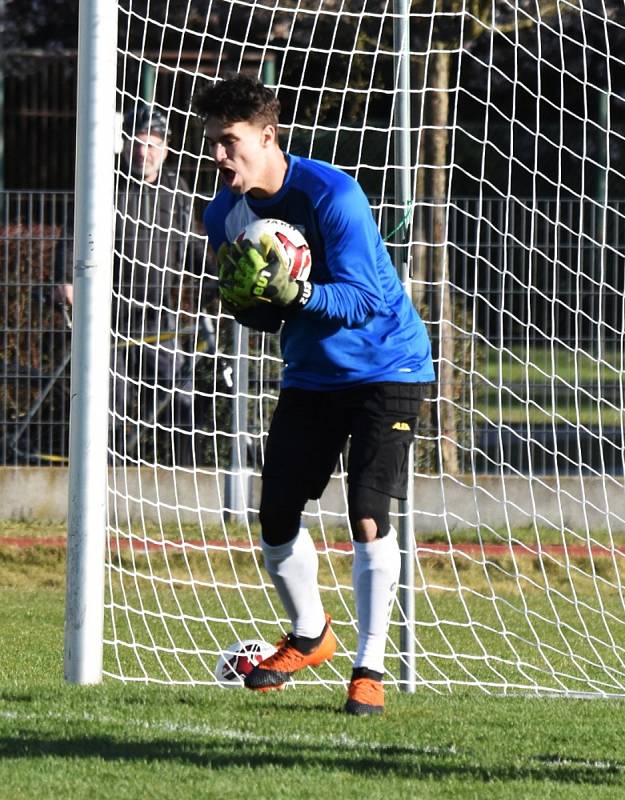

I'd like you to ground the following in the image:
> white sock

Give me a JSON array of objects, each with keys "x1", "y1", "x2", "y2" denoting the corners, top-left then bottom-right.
[
  {"x1": 352, "y1": 527, "x2": 401, "y2": 674},
  {"x1": 262, "y1": 528, "x2": 326, "y2": 639}
]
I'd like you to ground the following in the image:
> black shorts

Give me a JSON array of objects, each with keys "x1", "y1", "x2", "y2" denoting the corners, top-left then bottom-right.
[{"x1": 261, "y1": 382, "x2": 425, "y2": 501}]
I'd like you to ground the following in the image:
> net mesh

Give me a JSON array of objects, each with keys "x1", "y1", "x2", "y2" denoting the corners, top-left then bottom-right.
[{"x1": 105, "y1": 0, "x2": 625, "y2": 695}]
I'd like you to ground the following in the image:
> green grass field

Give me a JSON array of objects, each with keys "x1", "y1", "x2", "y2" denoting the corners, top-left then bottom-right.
[
  {"x1": 476, "y1": 345, "x2": 625, "y2": 426},
  {"x1": 2, "y1": 525, "x2": 625, "y2": 799}
]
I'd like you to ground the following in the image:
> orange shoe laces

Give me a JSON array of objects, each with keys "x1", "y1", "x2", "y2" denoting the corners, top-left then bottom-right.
[
  {"x1": 260, "y1": 637, "x2": 309, "y2": 671},
  {"x1": 260, "y1": 615, "x2": 335, "y2": 672}
]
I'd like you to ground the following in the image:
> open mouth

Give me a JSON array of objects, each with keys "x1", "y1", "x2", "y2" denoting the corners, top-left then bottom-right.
[{"x1": 220, "y1": 167, "x2": 236, "y2": 185}]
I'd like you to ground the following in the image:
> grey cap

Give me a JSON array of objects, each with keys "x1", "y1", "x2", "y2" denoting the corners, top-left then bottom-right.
[{"x1": 123, "y1": 102, "x2": 170, "y2": 139}]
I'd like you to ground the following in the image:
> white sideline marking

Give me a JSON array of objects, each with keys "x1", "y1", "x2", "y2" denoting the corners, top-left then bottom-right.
[
  {"x1": 0, "y1": 709, "x2": 456, "y2": 757},
  {"x1": 9, "y1": 710, "x2": 623, "y2": 771},
  {"x1": 532, "y1": 756, "x2": 625, "y2": 772}
]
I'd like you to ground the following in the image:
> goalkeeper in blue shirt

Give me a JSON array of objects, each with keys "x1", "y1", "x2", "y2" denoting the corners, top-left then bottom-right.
[{"x1": 195, "y1": 75, "x2": 435, "y2": 715}]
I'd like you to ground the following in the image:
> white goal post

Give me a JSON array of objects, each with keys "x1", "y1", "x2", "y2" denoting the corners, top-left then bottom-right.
[
  {"x1": 63, "y1": 0, "x2": 117, "y2": 684},
  {"x1": 66, "y1": 0, "x2": 625, "y2": 697}
]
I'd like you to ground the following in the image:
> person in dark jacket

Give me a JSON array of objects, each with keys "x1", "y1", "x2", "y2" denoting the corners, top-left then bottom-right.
[{"x1": 57, "y1": 103, "x2": 216, "y2": 465}]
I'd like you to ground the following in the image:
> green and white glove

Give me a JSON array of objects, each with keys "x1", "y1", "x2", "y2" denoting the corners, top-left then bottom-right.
[
  {"x1": 224, "y1": 235, "x2": 312, "y2": 310},
  {"x1": 217, "y1": 241, "x2": 258, "y2": 312},
  {"x1": 251, "y1": 233, "x2": 313, "y2": 308}
]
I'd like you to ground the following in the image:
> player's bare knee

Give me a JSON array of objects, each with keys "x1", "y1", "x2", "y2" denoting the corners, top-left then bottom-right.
[
  {"x1": 348, "y1": 485, "x2": 391, "y2": 541},
  {"x1": 352, "y1": 518, "x2": 378, "y2": 543}
]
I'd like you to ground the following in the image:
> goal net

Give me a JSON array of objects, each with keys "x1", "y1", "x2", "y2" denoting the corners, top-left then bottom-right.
[{"x1": 104, "y1": 0, "x2": 625, "y2": 696}]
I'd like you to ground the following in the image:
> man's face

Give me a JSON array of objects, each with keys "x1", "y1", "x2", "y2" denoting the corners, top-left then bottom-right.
[
  {"x1": 124, "y1": 131, "x2": 168, "y2": 182},
  {"x1": 203, "y1": 118, "x2": 277, "y2": 196}
]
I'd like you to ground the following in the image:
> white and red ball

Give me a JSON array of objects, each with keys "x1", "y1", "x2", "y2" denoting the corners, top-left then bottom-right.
[
  {"x1": 215, "y1": 639, "x2": 276, "y2": 687},
  {"x1": 236, "y1": 218, "x2": 312, "y2": 281}
]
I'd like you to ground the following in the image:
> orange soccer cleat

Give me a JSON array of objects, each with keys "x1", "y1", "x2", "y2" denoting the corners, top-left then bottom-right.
[
  {"x1": 244, "y1": 614, "x2": 336, "y2": 691},
  {"x1": 344, "y1": 669, "x2": 385, "y2": 716}
]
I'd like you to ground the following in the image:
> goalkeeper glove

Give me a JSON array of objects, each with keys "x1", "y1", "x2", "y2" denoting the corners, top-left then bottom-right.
[
  {"x1": 226, "y1": 235, "x2": 313, "y2": 309},
  {"x1": 217, "y1": 241, "x2": 258, "y2": 311},
  {"x1": 250, "y1": 233, "x2": 313, "y2": 308}
]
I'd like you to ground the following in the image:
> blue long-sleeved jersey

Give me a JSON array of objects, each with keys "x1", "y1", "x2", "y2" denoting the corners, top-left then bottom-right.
[{"x1": 203, "y1": 154, "x2": 435, "y2": 390}]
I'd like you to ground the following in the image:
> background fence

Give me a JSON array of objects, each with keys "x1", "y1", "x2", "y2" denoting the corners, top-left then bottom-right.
[
  {"x1": 3, "y1": 188, "x2": 625, "y2": 474},
  {"x1": 2, "y1": 50, "x2": 270, "y2": 192},
  {"x1": 1, "y1": 191, "x2": 73, "y2": 465}
]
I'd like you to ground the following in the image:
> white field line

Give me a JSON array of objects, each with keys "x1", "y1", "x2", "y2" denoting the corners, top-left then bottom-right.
[
  {"x1": 4, "y1": 710, "x2": 625, "y2": 771},
  {"x1": 0, "y1": 708, "x2": 456, "y2": 758},
  {"x1": 530, "y1": 756, "x2": 625, "y2": 772}
]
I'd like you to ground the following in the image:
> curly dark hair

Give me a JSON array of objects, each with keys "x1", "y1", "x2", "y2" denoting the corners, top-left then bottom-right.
[{"x1": 193, "y1": 74, "x2": 280, "y2": 129}]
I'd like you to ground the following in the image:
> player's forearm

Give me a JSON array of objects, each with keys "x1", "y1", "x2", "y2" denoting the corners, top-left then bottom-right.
[{"x1": 302, "y1": 281, "x2": 381, "y2": 327}]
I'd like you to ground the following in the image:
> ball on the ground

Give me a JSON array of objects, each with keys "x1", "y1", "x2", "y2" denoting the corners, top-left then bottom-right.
[
  {"x1": 215, "y1": 639, "x2": 277, "y2": 687},
  {"x1": 236, "y1": 218, "x2": 312, "y2": 281}
]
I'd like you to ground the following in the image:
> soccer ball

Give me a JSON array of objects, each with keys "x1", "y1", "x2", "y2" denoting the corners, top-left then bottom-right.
[
  {"x1": 215, "y1": 639, "x2": 277, "y2": 687},
  {"x1": 236, "y1": 218, "x2": 312, "y2": 281}
]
